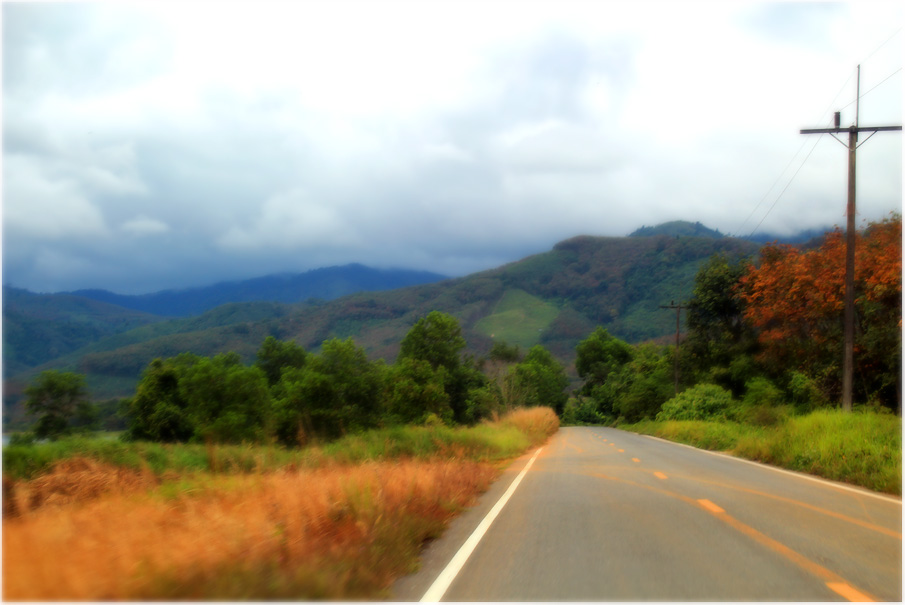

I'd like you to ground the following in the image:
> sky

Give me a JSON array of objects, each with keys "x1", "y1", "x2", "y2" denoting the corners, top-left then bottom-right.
[{"x1": 3, "y1": 1, "x2": 902, "y2": 295}]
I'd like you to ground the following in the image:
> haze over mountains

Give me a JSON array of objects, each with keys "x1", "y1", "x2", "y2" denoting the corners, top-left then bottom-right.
[
  {"x1": 64, "y1": 264, "x2": 449, "y2": 317},
  {"x1": 3, "y1": 221, "x2": 824, "y2": 424}
]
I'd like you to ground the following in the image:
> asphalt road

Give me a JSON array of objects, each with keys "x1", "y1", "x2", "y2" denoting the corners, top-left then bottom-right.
[{"x1": 392, "y1": 426, "x2": 902, "y2": 601}]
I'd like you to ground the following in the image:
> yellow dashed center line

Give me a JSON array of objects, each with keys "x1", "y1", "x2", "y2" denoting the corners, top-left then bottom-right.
[
  {"x1": 618, "y1": 449, "x2": 625, "y2": 453},
  {"x1": 696, "y1": 499, "x2": 877, "y2": 602},
  {"x1": 632, "y1": 458, "x2": 640, "y2": 463},
  {"x1": 654, "y1": 472, "x2": 668, "y2": 480},
  {"x1": 697, "y1": 499, "x2": 724, "y2": 513},
  {"x1": 827, "y1": 582, "x2": 875, "y2": 602}
]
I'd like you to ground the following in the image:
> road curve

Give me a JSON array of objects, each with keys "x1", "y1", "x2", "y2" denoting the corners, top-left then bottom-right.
[{"x1": 391, "y1": 426, "x2": 901, "y2": 601}]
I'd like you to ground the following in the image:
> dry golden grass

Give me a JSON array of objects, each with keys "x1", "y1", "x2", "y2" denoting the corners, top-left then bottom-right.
[
  {"x1": 3, "y1": 407, "x2": 560, "y2": 599},
  {"x1": 497, "y1": 406, "x2": 560, "y2": 444},
  {"x1": 5, "y1": 456, "x2": 158, "y2": 516},
  {"x1": 3, "y1": 460, "x2": 497, "y2": 600}
]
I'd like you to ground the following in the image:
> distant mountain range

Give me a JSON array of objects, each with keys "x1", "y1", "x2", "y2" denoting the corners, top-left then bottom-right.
[
  {"x1": 2, "y1": 264, "x2": 447, "y2": 380},
  {"x1": 64, "y1": 263, "x2": 449, "y2": 317},
  {"x1": 4, "y1": 221, "x2": 775, "y2": 425}
]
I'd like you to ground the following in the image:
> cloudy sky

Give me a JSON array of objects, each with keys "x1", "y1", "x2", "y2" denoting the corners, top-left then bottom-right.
[{"x1": 3, "y1": 1, "x2": 902, "y2": 294}]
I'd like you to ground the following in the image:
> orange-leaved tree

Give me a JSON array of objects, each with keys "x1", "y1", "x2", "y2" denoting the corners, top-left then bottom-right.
[{"x1": 738, "y1": 214, "x2": 901, "y2": 409}]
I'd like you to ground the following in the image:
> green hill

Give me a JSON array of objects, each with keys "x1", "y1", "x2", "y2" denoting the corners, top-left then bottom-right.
[
  {"x1": 2, "y1": 287, "x2": 164, "y2": 377},
  {"x1": 3, "y1": 231, "x2": 759, "y2": 422}
]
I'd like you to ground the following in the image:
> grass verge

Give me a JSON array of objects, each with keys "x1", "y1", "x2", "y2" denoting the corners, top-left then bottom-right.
[
  {"x1": 621, "y1": 409, "x2": 901, "y2": 495},
  {"x1": 3, "y1": 407, "x2": 559, "y2": 600}
]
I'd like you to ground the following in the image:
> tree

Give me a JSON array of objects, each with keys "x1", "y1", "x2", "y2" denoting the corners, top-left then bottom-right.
[
  {"x1": 575, "y1": 327, "x2": 633, "y2": 394},
  {"x1": 24, "y1": 370, "x2": 95, "y2": 440},
  {"x1": 125, "y1": 354, "x2": 199, "y2": 442},
  {"x1": 738, "y1": 215, "x2": 901, "y2": 409},
  {"x1": 686, "y1": 253, "x2": 758, "y2": 395},
  {"x1": 509, "y1": 345, "x2": 569, "y2": 414},
  {"x1": 255, "y1": 336, "x2": 307, "y2": 387},
  {"x1": 383, "y1": 358, "x2": 452, "y2": 425},
  {"x1": 609, "y1": 344, "x2": 674, "y2": 422},
  {"x1": 399, "y1": 311, "x2": 466, "y2": 372},
  {"x1": 274, "y1": 338, "x2": 383, "y2": 444},
  {"x1": 399, "y1": 312, "x2": 479, "y2": 423},
  {"x1": 179, "y1": 352, "x2": 272, "y2": 444}
]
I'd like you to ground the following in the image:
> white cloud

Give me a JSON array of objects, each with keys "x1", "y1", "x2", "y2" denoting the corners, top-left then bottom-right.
[
  {"x1": 218, "y1": 188, "x2": 360, "y2": 251},
  {"x1": 2, "y1": 1, "x2": 901, "y2": 293},
  {"x1": 121, "y1": 215, "x2": 170, "y2": 236},
  {"x1": 3, "y1": 156, "x2": 108, "y2": 239}
]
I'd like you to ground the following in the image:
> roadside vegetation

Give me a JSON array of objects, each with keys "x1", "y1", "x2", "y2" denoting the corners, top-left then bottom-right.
[
  {"x1": 4, "y1": 217, "x2": 901, "y2": 598},
  {"x1": 3, "y1": 407, "x2": 558, "y2": 600},
  {"x1": 4, "y1": 308, "x2": 563, "y2": 600},
  {"x1": 564, "y1": 215, "x2": 901, "y2": 495}
]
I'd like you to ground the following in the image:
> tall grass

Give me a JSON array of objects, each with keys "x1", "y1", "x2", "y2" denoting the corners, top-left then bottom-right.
[
  {"x1": 622, "y1": 410, "x2": 901, "y2": 495},
  {"x1": 3, "y1": 407, "x2": 559, "y2": 600},
  {"x1": 734, "y1": 410, "x2": 901, "y2": 494},
  {"x1": 3, "y1": 461, "x2": 497, "y2": 599},
  {"x1": 4, "y1": 407, "x2": 560, "y2": 481}
]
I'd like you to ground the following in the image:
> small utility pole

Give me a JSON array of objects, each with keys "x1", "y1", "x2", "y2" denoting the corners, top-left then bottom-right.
[
  {"x1": 800, "y1": 65, "x2": 902, "y2": 411},
  {"x1": 659, "y1": 300, "x2": 685, "y2": 396}
]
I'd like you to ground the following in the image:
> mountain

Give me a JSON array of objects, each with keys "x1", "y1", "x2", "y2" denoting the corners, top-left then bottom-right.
[
  {"x1": 3, "y1": 264, "x2": 446, "y2": 376},
  {"x1": 3, "y1": 229, "x2": 760, "y2": 417},
  {"x1": 66, "y1": 264, "x2": 449, "y2": 317},
  {"x1": 630, "y1": 221, "x2": 724, "y2": 239},
  {"x1": 2, "y1": 287, "x2": 163, "y2": 378}
]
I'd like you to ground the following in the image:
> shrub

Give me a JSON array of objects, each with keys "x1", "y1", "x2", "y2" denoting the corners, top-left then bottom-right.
[
  {"x1": 736, "y1": 403, "x2": 791, "y2": 427},
  {"x1": 562, "y1": 397, "x2": 607, "y2": 425},
  {"x1": 656, "y1": 383, "x2": 734, "y2": 422},
  {"x1": 787, "y1": 371, "x2": 829, "y2": 413},
  {"x1": 742, "y1": 377, "x2": 784, "y2": 408}
]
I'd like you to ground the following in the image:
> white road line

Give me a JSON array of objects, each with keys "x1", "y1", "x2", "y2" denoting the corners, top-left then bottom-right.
[
  {"x1": 641, "y1": 434, "x2": 902, "y2": 505},
  {"x1": 419, "y1": 446, "x2": 544, "y2": 602}
]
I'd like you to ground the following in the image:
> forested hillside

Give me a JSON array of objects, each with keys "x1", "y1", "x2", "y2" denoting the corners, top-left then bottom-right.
[
  {"x1": 3, "y1": 227, "x2": 759, "y2": 415},
  {"x1": 2, "y1": 288, "x2": 163, "y2": 377}
]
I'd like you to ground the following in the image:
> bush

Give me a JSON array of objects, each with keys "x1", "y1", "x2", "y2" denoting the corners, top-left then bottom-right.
[
  {"x1": 736, "y1": 403, "x2": 791, "y2": 427},
  {"x1": 787, "y1": 371, "x2": 829, "y2": 413},
  {"x1": 656, "y1": 383, "x2": 734, "y2": 422},
  {"x1": 742, "y1": 377, "x2": 784, "y2": 408},
  {"x1": 562, "y1": 397, "x2": 608, "y2": 425}
]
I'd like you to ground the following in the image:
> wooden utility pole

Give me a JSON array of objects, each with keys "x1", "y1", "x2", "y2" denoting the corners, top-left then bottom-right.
[
  {"x1": 800, "y1": 65, "x2": 902, "y2": 411},
  {"x1": 659, "y1": 301, "x2": 685, "y2": 396}
]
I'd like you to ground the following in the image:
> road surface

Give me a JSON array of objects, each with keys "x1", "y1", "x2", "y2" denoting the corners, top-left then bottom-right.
[{"x1": 392, "y1": 426, "x2": 901, "y2": 601}]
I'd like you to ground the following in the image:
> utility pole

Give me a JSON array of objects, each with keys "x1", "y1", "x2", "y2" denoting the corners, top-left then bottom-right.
[
  {"x1": 800, "y1": 65, "x2": 902, "y2": 411},
  {"x1": 659, "y1": 300, "x2": 685, "y2": 396}
]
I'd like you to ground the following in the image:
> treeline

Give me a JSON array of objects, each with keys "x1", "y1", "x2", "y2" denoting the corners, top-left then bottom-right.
[
  {"x1": 568, "y1": 214, "x2": 901, "y2": 424},
  {"x1": 17, "y1": 216, "x2": 900, "y2": 442},
  {"x1": 21, "y1": 312, "x2": 567, "y2": 445}
]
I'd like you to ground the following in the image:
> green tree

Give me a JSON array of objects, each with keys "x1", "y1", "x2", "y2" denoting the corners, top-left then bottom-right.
[
  {"x1": 686, "y1": 254, "x2": 758, "y2": 395},
  {"x1": 24, "y1": 370, "x2": 95, "y2": 440},
  {"x1": 399, "y1": 311, "x2": 466, "y2": 372},
  {"x1": 399, "y1": 311, "x2": 481, "y2": 423},
  {"x1": 575, "y1": 327, "x2": 633, "y2": 394},
  {"x1": 383, "y1": 358, "x2": 452, "y2": 425},
  {"x1": 489, "y1": 340, "x2": 521, "y2": 363},
  {"x1": 180, "y1": 352, "x2": 272, "y2": 444},
  {"x1": 125, "y1": 354, "x2": 199, "y2": 442},
  {"x1": 255, "y1": 336, "x2": 307, "y2": 387},
  {"x1": 274, "y1": 338, "x2": 383, "y2": 444},
  {"x1": 510, "y1": 345, "x2": 569, "y2": 414},
  {"x1": 605, "y1": 344, "x2": 675, "y2": 423}
]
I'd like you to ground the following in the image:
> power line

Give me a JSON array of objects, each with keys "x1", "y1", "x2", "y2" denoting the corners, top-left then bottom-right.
[
  {"x1": 747, "y1": 134, "x2": 824, "y2": 238},
  {"x1": 732, "y1": 74, "x2": 854, "y2": 238},
  {"x1": 861, "y1": 27, "x2": 902, "y2": 64},
  {"x1": 839, "y1": 67, "x2": 902, "y2": 111}
]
